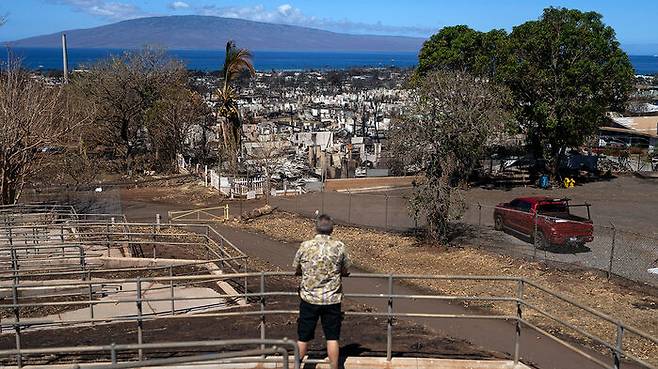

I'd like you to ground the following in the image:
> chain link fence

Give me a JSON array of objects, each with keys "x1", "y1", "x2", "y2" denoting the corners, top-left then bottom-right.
[
  {"x1": 271, "y1": 191, "x2": 425, "y2": 232},
  {"x1": 462, "y1": 203, "x2": 658, "y2": 285},
  {"x1": 272, "y1": 191, "x2": 657, "y2": 286}
]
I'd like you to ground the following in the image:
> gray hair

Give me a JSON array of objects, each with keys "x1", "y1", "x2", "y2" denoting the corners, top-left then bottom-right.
[{"x1": 315, "y1": 214, "x2": 334, "y2": 235}]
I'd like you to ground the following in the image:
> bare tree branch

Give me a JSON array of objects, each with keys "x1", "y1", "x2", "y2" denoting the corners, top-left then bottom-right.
[
  {"x1": 0, "y1": 58, "x2": 93, "y2": 204},
  {"x1": 389, "y1": 70, "x2": 511, "y2": 241}
]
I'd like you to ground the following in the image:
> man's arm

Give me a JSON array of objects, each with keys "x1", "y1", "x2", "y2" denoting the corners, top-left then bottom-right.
[
  {"x1": 341, "y1": 245, "x2": 352, "y2": 277},
  {"x1": 293, "y1": 246, "x2": 303, "y2": 276}
]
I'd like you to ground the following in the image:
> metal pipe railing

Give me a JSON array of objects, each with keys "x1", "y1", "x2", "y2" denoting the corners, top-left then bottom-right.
[
  {"x1": 0, "y1": 272, "x2": 655, "y2": 369},
  {"x1": 0, "y1": 221, "x2": 248, "y2": 281},
  {"x1": 0, "y1": 256, "x2": 248, "y2": 280},
  {"x1": 0, "y1": 204, "x2": 654, "y2": 368},
  {"x1": 0, "y1": 221, "x2": 244, "y2": 256},
  {"x1": 0, "y1": 339, "x2": 300, "y2": 369}
]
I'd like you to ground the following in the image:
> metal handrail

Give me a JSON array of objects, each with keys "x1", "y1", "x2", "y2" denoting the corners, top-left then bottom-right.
[
  {"x1": 0, "y1": 272, "x2": 655, "y2": 369},
  {"x1": 0, "y1": 218, "x2": 250, "y2": 300},
  {"x1": 0, "y1": 339, "x2": 300, "y2": 369},
  {"x1": 2, "y1": 204, "x2": 654, "y2": 369},
  {"x1": 0, "y1": 256, "x2": 248, "y2": 280},
  {"x1": 522, "y1": 279, "x2": 658, "y2": 345},
  {"x1": 0, "y1": 221, "x2": 247, "y2": 263},
  {"x1": 0, "y1": 221, "x2": 247, "y2": 257}
]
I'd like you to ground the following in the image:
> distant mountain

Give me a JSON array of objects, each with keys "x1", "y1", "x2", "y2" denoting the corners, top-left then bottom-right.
[{"x1": 8, "y1": 16, "x2": 425, "y2": 52}]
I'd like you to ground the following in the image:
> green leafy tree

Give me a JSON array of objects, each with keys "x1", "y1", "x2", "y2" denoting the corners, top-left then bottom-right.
[
  {"x1": 502, "y1": 8, "x2": 634, "y2": 175},
  {"x1": 417, "y1": 25, "x2": 509, "y2": 79},
  {"x1": 418, "y1": 8, "x2": 634, "y2": 176}
]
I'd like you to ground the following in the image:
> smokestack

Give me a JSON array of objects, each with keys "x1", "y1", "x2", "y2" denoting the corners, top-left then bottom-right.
[{"x1": 61, "y1": 33, "x2": 69, "y2": 83}]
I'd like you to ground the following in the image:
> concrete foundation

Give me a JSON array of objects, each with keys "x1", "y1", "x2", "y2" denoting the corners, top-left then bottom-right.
[{"x1": 11, "y1": 357, "x2": 531, "y2": 369}]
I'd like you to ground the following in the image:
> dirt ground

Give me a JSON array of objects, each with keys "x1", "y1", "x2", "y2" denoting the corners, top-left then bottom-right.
[
  {"x1": 225, "y1": 211, "x2": 658, "y2": 366},
  {"x1": 270, "y1": 176, "x2": 658, "y2": 286}
]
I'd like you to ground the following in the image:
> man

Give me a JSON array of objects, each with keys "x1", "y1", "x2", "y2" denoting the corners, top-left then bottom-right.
[{"x1": 293, "y1": 214, "x2": 351, "y2": 369}]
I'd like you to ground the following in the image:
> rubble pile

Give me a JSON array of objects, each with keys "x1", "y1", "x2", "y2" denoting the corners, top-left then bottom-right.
[
  {"x1": 185, "y1": 68, "x2": 412, "y2": 193},
  {"x1": 598, "y1": 157, "x2": 630, "y2": 172}
]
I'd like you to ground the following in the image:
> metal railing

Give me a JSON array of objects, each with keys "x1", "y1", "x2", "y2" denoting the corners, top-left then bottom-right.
[
  {"x1": 168, "y1": 205, "x2": 231, "y2": 223},
  {"x1": 0, "y1": 221, "x2": 249, "y2": 285},
  {"x1": 0, "y1": 339, "x2": 300, "y2": 369},
  {"x1": 0, "y1": 203, "x2": 126, "y2": 227},
  {"x1": 0, "y1": 272, "x2": 655, "y2": 369},
  {"x1": 0, "y1": 204, "x2": 76, "y2": 213}
]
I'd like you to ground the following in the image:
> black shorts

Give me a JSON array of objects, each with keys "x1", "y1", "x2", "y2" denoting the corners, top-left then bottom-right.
[{"x1": 297, "y1": 299, "x2": 342, "y2": 342}]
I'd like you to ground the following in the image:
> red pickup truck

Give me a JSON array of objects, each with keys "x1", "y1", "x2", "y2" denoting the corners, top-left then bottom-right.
[{"x1": 493, "y1": 197, "x2": 594, "y2": 248}]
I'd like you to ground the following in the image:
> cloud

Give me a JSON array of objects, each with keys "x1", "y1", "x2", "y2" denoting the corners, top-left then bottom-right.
[
  {"x1": 45, "y1": 1, "x2": 436, "y2": 36},
  {"x1": 198, "y1": 3, "x2": 435, "y2": 36},
  {"x1": 47, "y1": 0, "x2": 147, "y2": 20},
  {"x1": 168, "y1": 1, "x2": 190, "y2": 10}
]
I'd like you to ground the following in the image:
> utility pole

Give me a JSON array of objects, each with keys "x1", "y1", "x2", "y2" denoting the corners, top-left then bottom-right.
[{"x1": 61, "y1": 33, "x2": 69, "y2": 84}]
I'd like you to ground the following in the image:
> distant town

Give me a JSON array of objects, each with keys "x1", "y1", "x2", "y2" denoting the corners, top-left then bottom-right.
[{"x1": 28, "y1": 61, "x2": 658, "y2": 196}]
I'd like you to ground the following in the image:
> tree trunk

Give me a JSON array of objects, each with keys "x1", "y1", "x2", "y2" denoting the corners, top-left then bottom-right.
[
  {"x1": 264, "y1": 165, "x2": 270, "y2": 205},
  {"x1": 1, "y1": 164, "x2": 18, "y2": 205},
  {"x1": 551, "y1": 145, "x2": 566, "y2": 179},
  {"x1": 0, "y1": 167, "x2": 9, "y2": 205},
  {"x1": 120, "y1": 119, "x2": 132, "y2": 174}
]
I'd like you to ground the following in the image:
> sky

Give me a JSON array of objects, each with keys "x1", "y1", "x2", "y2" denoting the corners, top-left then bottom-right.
[{"x1": 0, "y1": 0, "x2": 657, "y2": 54}]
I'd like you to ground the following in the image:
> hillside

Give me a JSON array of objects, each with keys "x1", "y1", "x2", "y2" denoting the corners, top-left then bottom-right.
[{"x1": 9, "y1": 16, "x2": 425, "y2": 52}]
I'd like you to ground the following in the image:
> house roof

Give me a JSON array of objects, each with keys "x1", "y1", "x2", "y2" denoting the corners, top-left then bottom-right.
[
  {"x1": 600, "y1": 126, "x2": 657, "y2": 139},
  {"x1": 610, "y1": 116, "x2": 658, "y2": 137}
]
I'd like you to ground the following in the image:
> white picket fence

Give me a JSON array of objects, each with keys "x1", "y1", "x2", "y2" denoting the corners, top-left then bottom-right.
[
  {"x1": 177, "y1": 156, "x2": 267, "y2": 198},
  {"x1": 206, "y1": 170, "x2": 265, "y2": 198}
]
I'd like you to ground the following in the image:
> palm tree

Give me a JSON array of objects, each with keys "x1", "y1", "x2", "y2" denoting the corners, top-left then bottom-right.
[{"x1": 216, "y1": 41, "x2": 255, "y2": 168}]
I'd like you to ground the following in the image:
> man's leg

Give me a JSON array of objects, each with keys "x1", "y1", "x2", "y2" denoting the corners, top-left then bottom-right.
[
  {"x1": 297, "y1": 300, "x2": 319, "y2": 364},
  {"x1": 326, "y1": 340, "x2": 340, "y2": 369},
  {"x1": 320, "y1": 303, "x2": 342, "y2": 369},
  {"x1": 297, "y1": 340, "x2": 309, "y2": 360}
]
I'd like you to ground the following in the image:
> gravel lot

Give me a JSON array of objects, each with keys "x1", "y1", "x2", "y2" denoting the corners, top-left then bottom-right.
[{"x1": 272, "y1": 176, "x2": 658, "y2": 286}]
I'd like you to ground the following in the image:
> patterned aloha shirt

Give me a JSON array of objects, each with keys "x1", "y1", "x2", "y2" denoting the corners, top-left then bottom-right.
[{"x1": 293, "y1": 234, "x2": 351, "y2": 305}]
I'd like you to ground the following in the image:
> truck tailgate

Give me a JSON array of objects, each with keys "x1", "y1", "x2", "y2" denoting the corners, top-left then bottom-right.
[{"x1": 551, "y1": 219, "x2": 593, "y2": 236}]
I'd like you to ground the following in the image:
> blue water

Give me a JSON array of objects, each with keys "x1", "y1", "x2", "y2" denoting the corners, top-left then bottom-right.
[
  {"x1": 629, "y1": 55, "x2": 658, "y2": 75},
  {"x1": 1, "y1": 48, "x2": 657, "y2": 74},
  {"x1": 0, "y1": 48, "x2": 418, "y2": 71}
]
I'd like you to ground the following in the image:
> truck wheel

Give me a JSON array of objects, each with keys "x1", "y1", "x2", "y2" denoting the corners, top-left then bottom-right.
[
  {"x1": 534, "y1": 232, "x2": 549, "y2": 250},
  {"x1": 494, "y1": 215, "x2": 503, "y2": 231}
]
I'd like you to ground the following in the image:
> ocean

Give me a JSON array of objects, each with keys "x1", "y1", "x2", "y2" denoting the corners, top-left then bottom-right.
[
  {"x1": 1, "y1": 47, "x2": 657, "y2": 75},
  {"x1": 1, "y1": 48, "x2": 418, "y2": 72}
]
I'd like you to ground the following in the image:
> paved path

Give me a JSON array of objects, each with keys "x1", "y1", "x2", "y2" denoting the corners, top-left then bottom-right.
[
  {"x1": 3, "y1": 282, "x2": 230, "y2": 329},
  {"x1": 113, "y1": 191, "x2": 645, "y2": 369}
]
